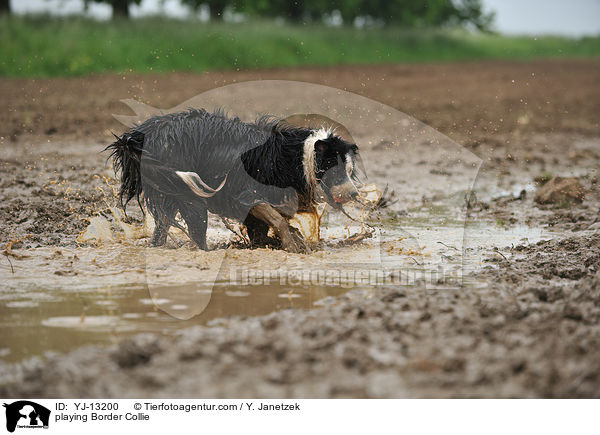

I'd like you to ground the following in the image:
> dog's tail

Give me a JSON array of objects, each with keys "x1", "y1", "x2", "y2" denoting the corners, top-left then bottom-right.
[
  {"x1": 105, "y1": 130, "x2": 145, "y2": 210},
  {"x1": 106, "y1": 130, "x2": 228, "y2": 213}
]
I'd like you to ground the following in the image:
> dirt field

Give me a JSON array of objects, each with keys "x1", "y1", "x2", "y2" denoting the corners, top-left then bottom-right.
[
  {"x1": 2, "y1": 59, "x2": 599, "y2": 142},
  {"x1": 1, "y1": 59, "x2": 599, "y2": 398}
]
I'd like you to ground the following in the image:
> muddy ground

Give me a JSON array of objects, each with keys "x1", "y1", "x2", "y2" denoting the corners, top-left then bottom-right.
[
  {"x1": 1, "y1": 59, "x2": 599, "y2": 398},
  {"x1": 2, "y1": 233, "x2": 600, "y2": 398}
]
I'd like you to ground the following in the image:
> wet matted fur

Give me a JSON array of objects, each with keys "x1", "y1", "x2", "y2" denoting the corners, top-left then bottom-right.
[{"x1": 107, "y1": 109, "x2": 362, "y2": 251}]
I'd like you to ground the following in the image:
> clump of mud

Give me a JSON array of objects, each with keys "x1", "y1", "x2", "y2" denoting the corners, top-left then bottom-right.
[{"x1": 534, "y1": 176, "x2": 585, "y2": 205}]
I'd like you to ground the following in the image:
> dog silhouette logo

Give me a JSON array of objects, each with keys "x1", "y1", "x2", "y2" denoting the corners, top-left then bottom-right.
[{"x1": 3, "y1": 401, "x2": 50, "y2": 433}]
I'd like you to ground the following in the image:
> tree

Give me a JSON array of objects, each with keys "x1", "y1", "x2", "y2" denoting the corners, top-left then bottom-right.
[
  {"x1": 0, "y1": 0, "x2": 10, "y2": 14},
  {"x1": 182, "y1": 0, "x2": 495, "y2": 30},
  {"x1": 351, "y1": 0, "x2": 493, "y2": 29},
  {"x1": 182, "y1": 0, "x2": 233, "y2": 20},
  {"x1": 453, "y1": 0, "x2": 494, "y2": 31},
  {"x1": 84, "y1": 0, "x2": 142, "y2": 19}
]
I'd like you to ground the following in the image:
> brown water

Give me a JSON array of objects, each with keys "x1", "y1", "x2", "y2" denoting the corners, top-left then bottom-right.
[
  {"x1": 0, "y1": 281, "x2": 353, "y2": 362},
  {"x1": 0, "y1": 207, "x2": 551, "y2": 363}
]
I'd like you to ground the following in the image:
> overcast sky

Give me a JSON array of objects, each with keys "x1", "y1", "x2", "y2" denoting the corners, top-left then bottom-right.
[
  {"x1": 10, "y1": 0, "x2": 600, "y2": 36},
  {"x1": 484, "y1": 0, "x2": 600, "y2": 36}
]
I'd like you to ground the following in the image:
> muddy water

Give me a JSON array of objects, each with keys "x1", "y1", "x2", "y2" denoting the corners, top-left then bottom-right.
[
  {"x1": 0, "y1": 281, "x2": 352, "y2": 362},
  {"x1": 0, "y1": 203, "x2": 550, "y2": 363}
]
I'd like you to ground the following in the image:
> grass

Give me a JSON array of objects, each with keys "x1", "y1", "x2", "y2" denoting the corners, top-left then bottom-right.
[{"x1": 1, "y1": 15, "x2": 600, "y2": 77}]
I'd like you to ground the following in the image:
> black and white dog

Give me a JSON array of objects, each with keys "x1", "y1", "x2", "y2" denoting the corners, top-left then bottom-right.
[{"x1": 107, "y1": 109, "x2": 363, "y2": 252}]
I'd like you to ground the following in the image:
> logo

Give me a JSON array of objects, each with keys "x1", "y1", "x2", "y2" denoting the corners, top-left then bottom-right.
[{"x1": 3, "y1": 401, "x2": 50, "y2": 433}]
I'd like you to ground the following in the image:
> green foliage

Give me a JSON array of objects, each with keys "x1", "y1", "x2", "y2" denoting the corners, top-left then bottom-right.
[
  {"x1": 183, "y1": 0, "x2": 494, "y2": 29},
  {"x1": 1, "y1": 15, "x2": 599, "y2": 78}
]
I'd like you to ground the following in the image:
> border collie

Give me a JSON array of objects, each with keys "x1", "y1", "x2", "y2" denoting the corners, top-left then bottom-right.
[{"x1": 107, "y1": 109, "x2": 363, "y2": 252}]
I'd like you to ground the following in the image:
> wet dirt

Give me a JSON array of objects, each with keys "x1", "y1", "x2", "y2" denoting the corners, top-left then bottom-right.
[
  {"x1": 1, "y1": 59, "x2": 599, "y2": 397},
  {"x1": 1, "y1": 231, "x2": 598, "y2": 398}
]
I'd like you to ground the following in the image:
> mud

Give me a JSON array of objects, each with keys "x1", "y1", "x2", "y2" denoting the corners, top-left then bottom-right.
[
  {"x1": 1, "y1": 59, "x2": 599, "y2": 398},
  {"x1": 2, "y1": 59, "x2": 600, "y2": 143},
  {"x1": 1, "y1": 232, "x2": 598, "y2": 398}
]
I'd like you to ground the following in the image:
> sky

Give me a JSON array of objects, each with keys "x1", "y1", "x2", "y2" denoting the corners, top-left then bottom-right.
[
  {"x1": 483, "y1": 0, "x2": 600, "y2": 36},
  {"x1": 10, "y1": 0, "x2": 600, "y2": 36}
]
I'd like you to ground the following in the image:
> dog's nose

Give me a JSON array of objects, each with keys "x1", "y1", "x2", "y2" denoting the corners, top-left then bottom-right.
[{"x1": 350, "y1": 191, "x2": 359, "y2": 199}]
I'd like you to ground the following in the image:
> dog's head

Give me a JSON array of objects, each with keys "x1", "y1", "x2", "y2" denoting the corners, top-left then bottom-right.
[{"x1": 304, "y1": 129, "x2": 365, "y2": 206}]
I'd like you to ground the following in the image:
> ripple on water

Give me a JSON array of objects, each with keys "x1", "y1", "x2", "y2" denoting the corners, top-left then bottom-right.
[
  {"x1": 41, "y1": 315, "x2": 120, "y2": 330},
  {"x1": 278, "y1": 293, "x2": 302, "y2": 299},
  {"x1": 139, "y1": 298, "x2": 170, "y2": 305},
  {"x1": 225, "y1": 291, "x2": 250, "y2": 297},
  {"x1": 5, "y1": 301, "x2": 40, "y2": 308}
]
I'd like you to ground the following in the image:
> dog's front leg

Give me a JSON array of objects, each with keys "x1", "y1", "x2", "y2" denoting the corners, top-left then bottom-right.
[{"x1": 249, "y1": 203, "x2": 307, "y2": 253}]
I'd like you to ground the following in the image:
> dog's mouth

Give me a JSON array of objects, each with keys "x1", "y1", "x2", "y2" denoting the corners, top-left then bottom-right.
[
  {"x1": 329, "y1": 183, "x2": 359, "y2": 204},
  {"x1": 315, "y1": 183, "x2": 359, "y2": 209},
  {"x1": 332, "y1": 195, "x2": 352, "y2": 204}
]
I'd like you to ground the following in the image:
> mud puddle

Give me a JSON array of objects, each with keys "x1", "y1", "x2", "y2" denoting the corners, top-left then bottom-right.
[
  {"x1": 0, "y1": 281, "x2": 352, "y2": 363},
  {"x1": 0, "y1": 204, "x2": 550, "y2": 363}
]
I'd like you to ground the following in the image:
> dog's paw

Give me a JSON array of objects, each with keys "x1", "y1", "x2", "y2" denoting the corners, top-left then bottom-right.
[{"x1": 283, "y1": 227, "x2": 309, "y2": 254}]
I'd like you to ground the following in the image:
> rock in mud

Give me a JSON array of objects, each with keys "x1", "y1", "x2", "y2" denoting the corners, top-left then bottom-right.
[{"x1": 534, "y1": 176, "x2": 585, "y2": 205}]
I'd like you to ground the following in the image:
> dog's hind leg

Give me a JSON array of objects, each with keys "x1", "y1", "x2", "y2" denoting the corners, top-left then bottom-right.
[
  {"x1": 244, "y1": 214, "x2": 279, "y2": 248},
  {"x1": 148, "y1": 196, "x2": 177, "y2": 247},
  {"x1": 179, "y1": 202, "x2": 208, "y2": 250},
  {"x1": 151, "y1": 210, "x2": 175, "y2": 247},
  {"x1": 249, "y1": 203, "x2": 307, "y2": 253},
  {"x1": 151, "y1": 219, "x2": 170, "y2": 247}
]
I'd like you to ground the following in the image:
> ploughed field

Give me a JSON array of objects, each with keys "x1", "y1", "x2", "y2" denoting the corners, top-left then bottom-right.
[{"x1": 0, "y1": 59, "x2": 599, "y2": 398}]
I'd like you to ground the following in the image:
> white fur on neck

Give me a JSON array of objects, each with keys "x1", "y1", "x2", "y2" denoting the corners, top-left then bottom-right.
[
  {"x1": 303, "y1": 127, "x2": 331, "y2": 189},
  {"x1": 344, "y1": 153, "x2": 354, "y2": 176}
]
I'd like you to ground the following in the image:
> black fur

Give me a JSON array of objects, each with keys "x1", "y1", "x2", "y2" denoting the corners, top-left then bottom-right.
[
  {"x1": 106, "y1": 109, "x2": 360, "y2": 250},
  {"x1": 241, "y1": 125, "x2": 311, "y2": 195},
  {"x1": 106, "y1": 130, "x2": 144, "y2": 210}
]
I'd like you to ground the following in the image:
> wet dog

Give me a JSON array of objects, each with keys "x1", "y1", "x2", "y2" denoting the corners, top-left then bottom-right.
[{"x1": 107, "y1": 109, "x2": 363, "y2": 252}]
